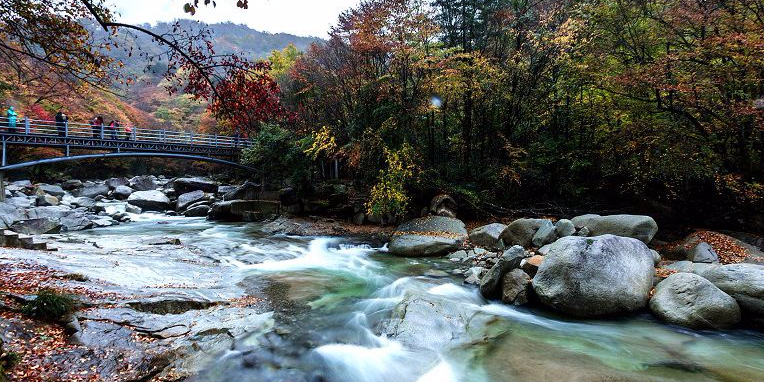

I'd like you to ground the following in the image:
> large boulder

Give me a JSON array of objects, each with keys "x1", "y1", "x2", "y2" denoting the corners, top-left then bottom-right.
[
  {"x1": 127, "y1": 190, "x2": 171, "y2": 211},
  {"x1": 570, "y1": 214, "x2": 658, "y2": 244},
  {"x1": 208, "y1": 200, "x2": 280, "y2": 221},
  {"x1": 500, "y1": 219, "x2": 550, "y2": 248},
  {"x1": 0, "y1": 202, "x2": 27, "y2": 229},
  {"x1": 555, "y1": 219, "x2": 576, "y2": 237},
  {"x1": 649, "y1": 273, "x2": 740, "y2": 329},
  {"x1": 223, "y1": 182, "x2": 260, "y2": 201},
  {"x1": 61, "y1": 179, "x2": 83, "y2": 190},
  {"x1": 184, "y1": 205, "x2": 211, "y2": 217},
  {"x1": 532, "y1": 235, "x2": 655, "y2": 317},
  {"x1": 388, "y1": 216, "x2": 467, "y2": 257},
  {"x1": 174, "y1": 177, "x2": 218, "y2": 194},
  {"x1": 381, "y1": 292, "x2": 498, "y2": 352},
  {"x1": 112, "y1": 186, "x2": 134, "y2": 200},
  {"x1": 35, "y1": 194, "x2": 59, "y2": 206},
  {"x1": 469, "y1": 223, "x2": 507, "y2": 248},
  {"x1": 11, "y1": 217, "x2": 62, "y2": 234},
  {"x1": 699, "y1": 264, "x2": 764, "y2": 318},
  {"x1": 128, "y1": 176, "x2": 157, "y2": 191},
  {"x1": 176, "y1": 190, "x2": 206, "y2": 211},
  {"x1": 77, "y1": 184, "x2": 110, "y2": 199},
  {"x1": 59, "y1": 212, "x2": 94, "y2": 232}
]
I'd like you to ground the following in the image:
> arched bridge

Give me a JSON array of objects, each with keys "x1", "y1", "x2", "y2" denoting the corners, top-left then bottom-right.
[{"x1": 0, "y1": 116, "x2": 258, "y2": 172}]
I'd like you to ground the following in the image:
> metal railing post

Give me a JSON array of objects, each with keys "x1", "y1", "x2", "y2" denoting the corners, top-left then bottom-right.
[
  {"x1": 100, "y1": 124, "x2": 104, "y2": 140},
  {"x1": 214, "y1": 134, "x2": 218, "y2": 147},
  {"x1": 64, "y1": 121, "x2": 69, "y2": 137},
  {"x1": 161, "y1": 129, "x2": 165, "y2": 143},
  {"x1": 24, "y1": 117, "x2": 29, "y2": 134},
  {"x1": 2, "y1": 139, "x2": 6, "y2": 167}
]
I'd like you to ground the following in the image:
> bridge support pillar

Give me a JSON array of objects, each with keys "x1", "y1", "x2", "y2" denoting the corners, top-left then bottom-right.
[
  {"x1": 1, "y1": 140, "x2": 6, "y2": 167},
  {"x1": 0, "y1": 171, "x2": 5, "y2": 202},
  {"x1": 65, "y1": 145, "x2": 70, "y2": 157}
]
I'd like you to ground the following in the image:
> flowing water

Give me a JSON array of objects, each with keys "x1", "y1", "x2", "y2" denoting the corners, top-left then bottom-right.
[{"x1": 52, "y1": 215, "x2": 764, "y2": 382}]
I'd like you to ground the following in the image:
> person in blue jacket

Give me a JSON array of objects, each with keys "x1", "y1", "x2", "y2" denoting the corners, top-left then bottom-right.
[{"x1": 6, "y1": 106, "x2": 18, "y2": 133}]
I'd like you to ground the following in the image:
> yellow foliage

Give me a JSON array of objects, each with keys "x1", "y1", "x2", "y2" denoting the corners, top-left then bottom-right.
[
  {"x1": 366, "y1": 143, "x2": 418, "y2": 217},
  {"x1": 305, "y1": 126, "x2": 337, "y2": 160}
]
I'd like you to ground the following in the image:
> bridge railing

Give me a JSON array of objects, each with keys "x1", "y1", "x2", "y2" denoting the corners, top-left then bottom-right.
[{"x1": 0, "y1": 116, "x2": 250, "y2": 148}]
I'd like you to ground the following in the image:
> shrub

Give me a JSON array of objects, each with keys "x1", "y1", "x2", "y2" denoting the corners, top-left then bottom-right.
[{"x1": 21, "y1": 289, "x2": 77, "y2": 321}]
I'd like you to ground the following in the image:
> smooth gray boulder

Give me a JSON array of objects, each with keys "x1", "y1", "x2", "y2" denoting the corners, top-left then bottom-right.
[
  {"x1": 174, "y1": 177, "x2": 218, "y2": 194},
  {"x1": 532, "y1": 220, "x2": 557, "y2": 247},
  {"x1": 11, "y1": 217, "x2": 62, "y2": 234},
  {"x1": 127, "y1": 190, "x2": 171, "y2": 211},
  {"x1": 223, "y1": 182, "x2": 260, "y2": 201},
  {"x1": 469, "y1": 223, "x2": 507, "y2": 248},
  {"x1": 571, "y1": 214, "x2": 658, "y2": 243},
  {"x1": 77, "y1": 184, "x2": 110, "y2": 199},
  {"x1": 35, "y1": 184, "x2": 66, "y2": 197},
  {"x1": 388, "y1": 216, "x2": 467, "y2": 257},
  {"x1": 500, "y1": 218, "x2": 549, "y2": 248},
  {"x1": 699, "y1": 264, "x2": 764, "y2": 317},
  {"x1": 112, "y1": 186, "x2": 134, "y2": 200},
  {"x1": 27, "y1": 205, "x2": 72, "y2": 220},
  {"x1": 688, "y1": 242, "x2": 719, "y2": 263},
  {"x1": 501, "y1": 269, "x2": 532, "y2": 305},
  {"x1": 70, "y1": 197, "x2": 95, "y2": 208},
  {"x1": 532, "y1": 235, "x2": 655, "y2": 317},
  {"x1": 479, "y1": 246, "x2": 528, "y2": 298},
  {"x1": 184, "y1": 205, "x2": 210, "y2": 217},
  {"x1": 381, "y1": 292, "x2": 498, "y2": 352},
  {"x1": 555, "y1": 219, "x2": 576, "y2": 237},
  {"x1": 650, "y1": 273, "x2": 740, "y2": 329},
  {"x1": 176, "y1": 190, "x2": 206, "y2": 211},
  {"x1": 129, "y1": 176, "x2": 157, "y2": 191}
]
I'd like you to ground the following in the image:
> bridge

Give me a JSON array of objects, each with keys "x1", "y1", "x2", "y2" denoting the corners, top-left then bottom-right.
[
  {"x1": 0, "y1": 116, "x2": 259, "y2": 199},
  {"x1": 0, "y1": 116, "x2": 255, "y2": 167}
]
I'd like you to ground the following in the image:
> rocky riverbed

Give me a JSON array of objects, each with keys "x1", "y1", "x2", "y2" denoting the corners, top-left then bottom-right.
[{"x1": 2, "y1": 183, "x2": 764, "y2": 381}]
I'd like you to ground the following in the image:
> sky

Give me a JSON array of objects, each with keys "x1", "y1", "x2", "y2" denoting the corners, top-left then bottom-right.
[{"x1": 112, "y1": 0, "x2": 362, "y2": 37}]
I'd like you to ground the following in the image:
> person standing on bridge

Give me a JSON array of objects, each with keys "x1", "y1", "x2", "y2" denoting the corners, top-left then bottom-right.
[
  {"x1": 108, "y1": 120, "x2": 119, "y2": 140},
  {"x1": 5, "y1": 106, "x2": 18, "y2": 133},
  {"x1": 91, "y1": 116, "x2": 103, "y2": 139},
  {"x1": 124, "y1": 123, "x2": 133, "y2": 141},
  {"x1": 55, "y1": 110, "x2": 68, "y2": 137}
]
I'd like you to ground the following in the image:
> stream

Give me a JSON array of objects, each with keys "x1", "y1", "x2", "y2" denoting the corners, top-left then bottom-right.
[{"x1": 38, "y1": 214, "x2": 764, "y2": 381}]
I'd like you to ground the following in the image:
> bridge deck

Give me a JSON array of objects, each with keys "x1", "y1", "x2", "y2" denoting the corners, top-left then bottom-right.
[{"x1": 0, "y1": 116, "x2": 249, "y2": 166}]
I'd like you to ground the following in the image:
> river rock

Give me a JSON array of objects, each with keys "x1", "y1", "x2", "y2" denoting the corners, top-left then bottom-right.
[
  {"x1": 27, "y1": 205, "x2": 72, "y2": 220},
  {"x1": 0, "y1": 202, "x2": 27, "y2": 229},
  {"x1": 479, "y1": 246, "x2": 528, "y2": 298},
  {"x1": 223, "y1": 182, "x2": 260, "y2": 201},
  {"x1": 35, "y1": 194, "x2": 59, "y2": 206},
  {"x1": 532, "y1": 235, "x2": 655, "y2": 317},
  {"x1": 388, "y1": 216, "x2": 468, "y2": 257},
  {"x1": 127, "y1": 190, "x2": 171, "y2": 211},
  {"x1": 60, "y1": 212, "x2": 94, "y2": 232},
  {"x1": 688, "y1": 242, "x2": 719, "y2": 263},
  {"x1": 174, "y1": 177, "x2": 218, "y2": 194},
  {"x1": 531, "y1": 220, "x2": 557, "y2": 247},
  {"x1": 62, "y1": 179, "x2": 83, "y2": 190},
  {"x1": 106, "y1": 177, "x2": 129, "y2": 189},
  {"x1": 209, "y1": 200, "x2": 280, "y2": 221},
  {"x1": 501, "y1": 269, "x2": 532, "y2": 305},
  {"x1": 7, "y1": 196, "x2": 32, "y2": 208},
  {"x1": 570, "y1": 214, "x2": 658, "y2": 244},
  {"x1": 77, "y1": 184, "x2": 110, "y2": 199},
  {"x1": 464, "y1": 267, "x2": 485, "y2": 285},
  {"x1": 176, "y1": 190, "x2": 206, "y2": 211},
  {"x1": 650, "y1": 273, "x2": 741, "y2": 329},
  {"x1": 699, "y1": 264, "x2": 764, "y2": 317},
  {"x1": 555, "y1": 219, "x2": 576, "y2": 237},
  {"x1": 11, "y1": 217, "x2": 62, "y2": 234},
  {"x1": 35, "y1": 184, "x2": 66, "y2": 197},
  {"x1": 129, "y1": 175, "x2": 157, "y2": 191},
  {"x1": 501, "y1": 219, "x2": 549, "y2": 248},
  {"x1": 112, "y1": 185, "x2": 134, "y2": 200},
  {"x1": 520, "y1": 255, "x2": 544, "y2": 277},
  {"x1": 469, "y1": 223, "x2": 507, "y2": 248},
  {"x1": 184, "y1": 205, "x2": 210, "y2": 217},
  {"x1": 381, "y1": 292, "x2": 497, "y2": 352}
]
